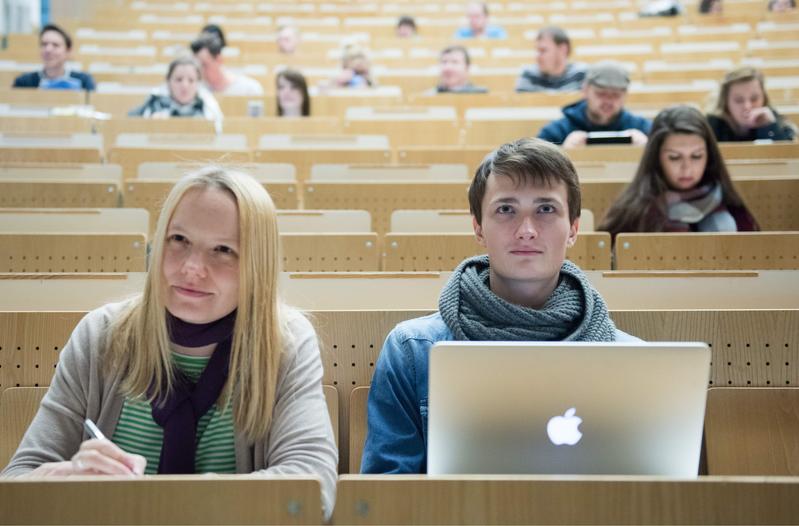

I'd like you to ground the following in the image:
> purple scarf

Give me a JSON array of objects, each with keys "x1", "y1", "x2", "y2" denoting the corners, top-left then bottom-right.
[{"x1": 150, "y1": 309, "x2": 236, "y2": 474}]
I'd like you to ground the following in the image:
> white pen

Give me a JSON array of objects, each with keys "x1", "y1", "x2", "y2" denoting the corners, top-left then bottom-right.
[{"x1": 83, "y1": 418, "x2": 106, "y2": 440}]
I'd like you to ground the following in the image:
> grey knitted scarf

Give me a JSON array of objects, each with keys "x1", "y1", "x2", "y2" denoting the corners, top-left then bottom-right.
[{"x1": 439, "y1": 255, "x2": 616, "y2": 342}]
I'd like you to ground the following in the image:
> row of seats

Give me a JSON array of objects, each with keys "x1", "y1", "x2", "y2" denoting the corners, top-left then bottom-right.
[
  {"x1": 1, "y1": 307, "x2": 797, "y2": 473},
  {"x1": 5, "y1": 228, "x2": 798, "y2": 272},
  {"x1": 1, "y1": 133, "x2": 797, "y2": 177},
  {"x1": 2, "y1": 167, "x2": 797, "y2": 232}
]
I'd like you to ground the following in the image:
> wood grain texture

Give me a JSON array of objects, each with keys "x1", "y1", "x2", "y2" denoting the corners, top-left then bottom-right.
[
  {"x1": 705, "y1": 387, "x2": 799, "y2": 476},
  {"x1": 0, "y1": 477, "x2": 321, "y2": 525},
  {"x1": 395, "y1": 146, "x2": 493, "y2": 171},
  {"x1": 382, "y1": 232, "x2": 611, "y2": 271},
  {"x1": 281, "y1": 233, "x2": 380, "y2": 272},
  {"x1": 334, "y1": 475, "x2": 799, "y2": 524},
  {"x1": 344, "y1": 119, "x2": 461, "y2": 147},
  {"x1": 108, "y1": 147, "x2": 251, "y2": 179},
  {"x1": 615, "y1": 232, "x2": 799, "y2": 270},
  {"x1": 303, "y1": 181, "x2": 470, "y2": 236},
  {"x1": 3, "y1": 309, "x2": 797, "y2": 475},
  {"x1": 255, "y1": 149, "x2": 391, "y2": 182},
  {"x1": 0, "y1": 147, "x2": 101, "y2": 164},
  {"x1": 122, "y1": 180, "x2": 298, "y2": 234},
  {"x1": 0, "y1": 386, "x2": 46, "y2": 468},
  {"x1": 349, "y1": 386, "x2": 370, "y2": 474},
  {"x1": 0, "y1": 181, "x2": 120, "y2": 209},
  {"x1": 0, "y1": 234, "x2": 147, "y2": 273}
]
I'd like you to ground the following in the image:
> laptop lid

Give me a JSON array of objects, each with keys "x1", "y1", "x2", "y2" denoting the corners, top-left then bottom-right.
[{"x1": 427, "y1": 341, "x2": 710, "y2": 476}]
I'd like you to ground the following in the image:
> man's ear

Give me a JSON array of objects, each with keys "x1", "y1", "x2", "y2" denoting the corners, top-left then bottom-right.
[
  {"x1": 566, "y1": 216, "x2": 579, "y2": 248},
  {"x1": 473, "y1": 215, "x2": 486, "y2": 247}
]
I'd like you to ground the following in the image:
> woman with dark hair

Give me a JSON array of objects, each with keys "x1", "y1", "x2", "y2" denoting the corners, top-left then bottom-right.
[
  {"x1": 276, "y1": 69, "x2": 310, "y2": 117},
  {"x1": 699, "y1": 0, "x2": 722, "y2": 12},
  {"x1": 598, "y1": 105, "x2": 759, "y2": 237},
  {"x1": 707, "y1": 67, "x2": 796, "y2": 142}
]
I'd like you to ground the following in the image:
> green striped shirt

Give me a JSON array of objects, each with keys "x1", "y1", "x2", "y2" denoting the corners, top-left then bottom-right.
[{"x1": 112, "y1": 352, "x2": 237, "y2": 474}]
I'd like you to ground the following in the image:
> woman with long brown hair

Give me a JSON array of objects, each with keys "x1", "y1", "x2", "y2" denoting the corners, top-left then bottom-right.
[{"x1": 598, "y1": 105, "x2": 759, "y2": 237}]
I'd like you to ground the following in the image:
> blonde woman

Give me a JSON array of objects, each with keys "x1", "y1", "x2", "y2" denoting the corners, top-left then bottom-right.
[
  {"x1": 707, "y1": 67, "x2": 796, "y2": 142},
  {"x1": 2, "y1": 168, "x2": 338, "y2": 517}
]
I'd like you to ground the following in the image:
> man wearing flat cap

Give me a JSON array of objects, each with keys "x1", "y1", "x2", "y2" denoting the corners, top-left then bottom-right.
[{"x1": 537, "y1": 61, "x2": 651, "y2": 148}]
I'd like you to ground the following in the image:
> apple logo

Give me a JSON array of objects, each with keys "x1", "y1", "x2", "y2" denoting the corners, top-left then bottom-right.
[{"x1": 546, "y1": 407, "x2": 583, "y2": 446}]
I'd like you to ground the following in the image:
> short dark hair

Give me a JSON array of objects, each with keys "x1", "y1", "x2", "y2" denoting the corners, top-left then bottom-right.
[
  {"x1": 469, "y1": 138, "x2": 581, "y2": 225},
  {"x1": 698, "y1": 0, "x2": 720, "y2": 13},
  {"x1": 397, "y1": 15, "x2": 417, "y2": 30},
  {"x1": 201, "y1": 24, "x2": 226, "y2": 48},
  {"x1": 537, "y1": 26, "x2": 571, "y2": 55},
  {"x1": 440, "y1": 45, "x2": 471, "y2": 67},
  {"x1": 40, "y1": 23, "x2": 72, "y2": 50},
  {"x1": 190, "y1": 33, "x2": 223, "y2": 58}
]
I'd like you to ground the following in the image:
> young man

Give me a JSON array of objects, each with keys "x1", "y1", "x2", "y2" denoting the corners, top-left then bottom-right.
[
  {"x1": 434, "y1": 46, "x2": 487, "y2": 94},
  {"x1": 13, "y1": 24, "x2": 95, "y2": 91},
  {"x1": 190, "y1": 34, "x2": 263, "y2": 96},
  {"x1": 361, "y1": 138, "x2": 639, "y2": 474},
  {"x1": 516, "y1": 27, "x2": 586, "y2": 93},
  {"x1": 537, "y1": 61, "x2": 651, "y2": 148},
  {"x1": 455, "y1": 2, "x2": 507, "y2": 39}
]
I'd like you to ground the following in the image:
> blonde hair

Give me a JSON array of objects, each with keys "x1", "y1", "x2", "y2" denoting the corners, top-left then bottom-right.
[
  {"x1": 709, "y1": 67, "x2": 770, "y2": 125},
  {"x1": 106, "y1": 167, "x2": 287, "y2": 442}
]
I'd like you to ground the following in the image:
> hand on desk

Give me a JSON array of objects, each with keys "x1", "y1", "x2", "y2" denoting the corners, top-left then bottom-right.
[{"x1": 28, "y1": 439, "x2": 147, "y2": 477}]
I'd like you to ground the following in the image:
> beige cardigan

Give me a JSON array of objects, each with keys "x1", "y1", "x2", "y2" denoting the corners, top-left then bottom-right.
[{"x1": 2, "y1": 300, "x2": 338, "y2": 519}]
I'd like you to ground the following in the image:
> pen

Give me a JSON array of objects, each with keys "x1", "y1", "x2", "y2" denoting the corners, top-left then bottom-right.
[{"x1": 83, "y1": 418, "x2": 106, "y2": 440}]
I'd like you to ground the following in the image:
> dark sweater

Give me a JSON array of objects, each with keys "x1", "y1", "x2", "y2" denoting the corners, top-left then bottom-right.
[
  {"x1": 706, "y1": 112, "x2": 795, "y2": 142},
  {"x1": 13, "y1": 70, "x2": 96, "y2": 91},
  {"x1": 537, "y1": 99, "x2": 652, "y2": 145}
]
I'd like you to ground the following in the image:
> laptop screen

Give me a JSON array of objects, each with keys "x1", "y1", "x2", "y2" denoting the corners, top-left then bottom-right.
[{"x1": 427, "y1": 341, "x2": 710, "y2": 476}]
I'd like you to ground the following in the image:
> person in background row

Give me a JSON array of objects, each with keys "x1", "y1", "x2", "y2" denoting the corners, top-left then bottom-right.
[
  {"x1": 455, "y1": 2, "x2": 507, "y2": 39},
  {"x1": 276, "y1": 69, "x2": 310, "y2": 117},
  {"x1": 768, "y1": 0, "x2": 796, "y2": 11},
  {"x1": 433, "y1": 45, "x2": 488, "y2": 94},
  {"x1": 13, "y1": 23, "x2": 95, "y2": 91},
  {"x1": 2, "y1": 168, "x2": 338, "y2": 520},
  {"x1": 333, "y1": 45, "x2": 374, "y2": 88},
  {"x1": 396, "y1": 15, "x2": 418, "y2": 38},
  {"x1": 277, "y1": 25, "x2": 301, "y2": 55},
  {"x1": 191, "y1": 33, "x2": 264, "y2": 96},
  {"x1": 200, "y1": 24, "x2": 226, "y2": 49},
  {"x1": 537, "y1": 61, "x2": 651, "y2": 148},
  {"x1": 516, "y1": 26, "x2": 586, "y2": 93},
  {"x1": 706, "y1": 67, "x2": 796, "y2": 142},
  {"x1": 699, "y1": 0, "x2": 723, "y2": 13},
  {"x1": 128, "y1": 56, "x2": 223, "y2": 132},
  {"x1": 639, "y1": 0, "x2": 684, "y2": 16},
  {"x1": 598, "y1": 105, "x2": 759, "y2": 237}
]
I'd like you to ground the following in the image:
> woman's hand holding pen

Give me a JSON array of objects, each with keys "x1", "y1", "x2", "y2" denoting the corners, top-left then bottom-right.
[{"x1": 70, "y1": 438, "x2": 147, "y2": 476}]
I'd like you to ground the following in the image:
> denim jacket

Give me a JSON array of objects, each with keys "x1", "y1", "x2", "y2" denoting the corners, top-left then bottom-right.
[{"x1": 360, "y1": 312, "x2": 640, "y2": 474}]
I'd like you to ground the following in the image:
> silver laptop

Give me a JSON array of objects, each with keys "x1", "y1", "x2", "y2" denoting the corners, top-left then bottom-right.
[{"x1": 427, "y1": 341, "x2": 710, "y2": 476}]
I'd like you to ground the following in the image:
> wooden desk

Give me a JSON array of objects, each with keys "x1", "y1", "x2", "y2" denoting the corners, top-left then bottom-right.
[
  {"x1": 334, "y1": 475, "x2": 799, "y2": 524},
  {"x1": 0, "y1": 476, "x2": 322, "y2": 525}
]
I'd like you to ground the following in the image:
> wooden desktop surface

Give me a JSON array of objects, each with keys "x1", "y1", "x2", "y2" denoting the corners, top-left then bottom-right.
[{"x1": 0, "y1": 475, "x2": 322, "y2": 525}]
